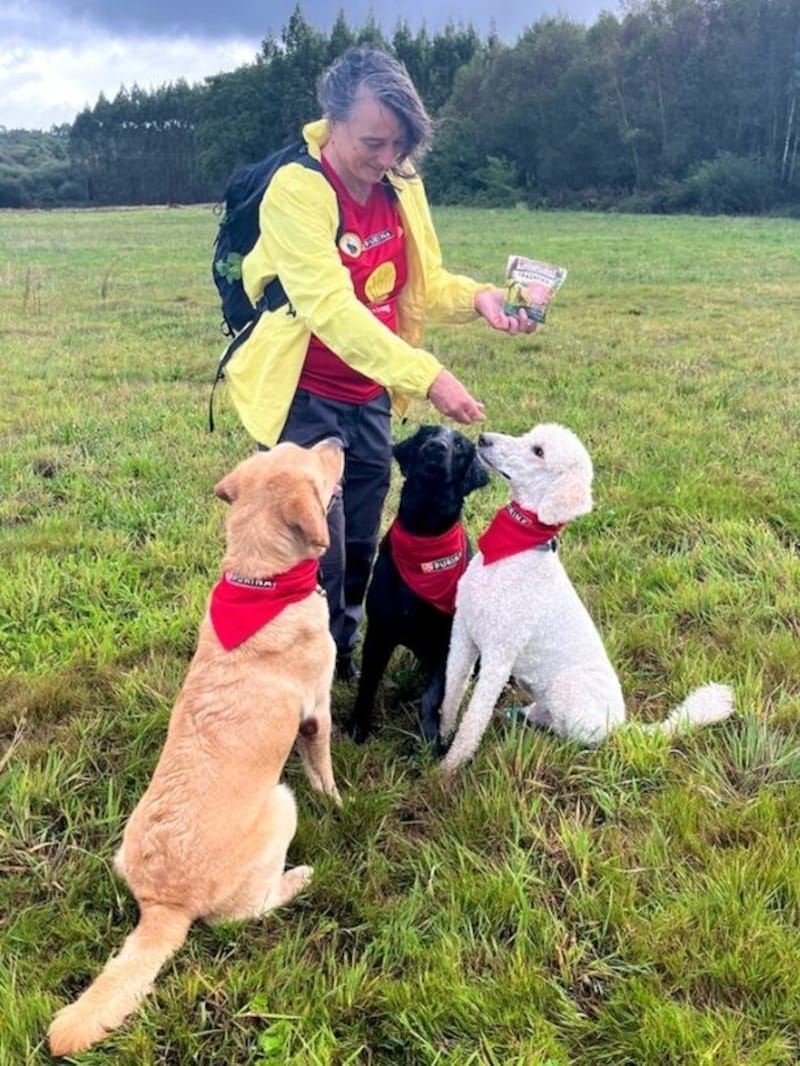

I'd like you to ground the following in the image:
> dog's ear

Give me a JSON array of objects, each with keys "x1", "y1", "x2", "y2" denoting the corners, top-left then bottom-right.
[
  {"x1": 214, "y1": 469, "x2": 238, "y2": 504},
  {"x1": 287, "y1": 485, "x2": 330, "y2": 554},
  {"x1": 537, "y1": 469, "x2": 593, "y2": 525},
  {"x1": 392, "y1": 435, "x2": 416, "y2": 477},
  {"x1": 464, "y1": 454, "x2": 491, "y2": 496}
]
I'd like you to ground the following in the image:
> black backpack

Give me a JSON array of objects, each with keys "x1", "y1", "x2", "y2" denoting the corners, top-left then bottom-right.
[{"x1": 208, "y1": 140, "x2": 341, "y2": 430}]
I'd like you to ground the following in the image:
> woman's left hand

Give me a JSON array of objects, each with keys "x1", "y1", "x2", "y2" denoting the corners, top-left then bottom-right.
[{"x1": 474, "y1": 288, "x2": 537, "y2": 335}]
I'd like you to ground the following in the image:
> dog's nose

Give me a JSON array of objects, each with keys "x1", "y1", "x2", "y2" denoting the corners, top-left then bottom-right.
[
  {"x1": 478, "y1": 433, "x2": 491, "y2": 448},
  {"x1": 421, "y1": 437, "x2": 449, "y2": 468},
  {"x1": 426, "y1": 437, "x2": 448, "y2": 453}
]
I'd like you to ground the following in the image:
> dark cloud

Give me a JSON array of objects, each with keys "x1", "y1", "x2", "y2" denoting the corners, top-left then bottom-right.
[
  {"x1": 39, "y1": 0, "x2": 612, "y2": 44},
  {"x1": 44, "y1": 0, "x2": 320, "y2": 39}
]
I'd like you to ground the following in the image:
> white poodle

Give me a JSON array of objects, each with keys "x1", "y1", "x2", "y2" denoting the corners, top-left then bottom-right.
[{"x1": 439, "y1": 423, "x2": 733, "y2": 773}]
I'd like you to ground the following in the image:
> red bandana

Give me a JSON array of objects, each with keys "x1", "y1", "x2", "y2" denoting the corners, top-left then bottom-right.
[
  {"x1": 388, "y1": 519, "x2": 469, "y2": 616},
  {"x1": 209, "y1": 558, "x2": 320, "y2": 651},
  {"x1": 478, "y1": 502, "x2": 564, "y2": 565}
]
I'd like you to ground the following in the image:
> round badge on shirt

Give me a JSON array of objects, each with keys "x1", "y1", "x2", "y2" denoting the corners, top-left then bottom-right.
[{"x1": 339, "y1": 232, "x2": 362, "y2": 258}]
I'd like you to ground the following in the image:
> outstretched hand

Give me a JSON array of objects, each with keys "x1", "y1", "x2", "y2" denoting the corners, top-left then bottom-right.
[
  {"x1": 427, "y1": 369, "x2": 486, "y2": 424},
  {"x1": 474, "y1": 288, "x2": 537, "y2": 335}
]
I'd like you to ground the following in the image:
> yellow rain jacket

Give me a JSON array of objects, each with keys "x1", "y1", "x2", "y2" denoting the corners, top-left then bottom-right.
[{"x1": 224, "y1": 119, "x2": 493, "y2": 446}]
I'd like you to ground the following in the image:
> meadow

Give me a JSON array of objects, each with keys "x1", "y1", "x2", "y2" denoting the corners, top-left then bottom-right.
[{"x1": 0, "y1": 203, "x2": 799, "y2": 1065}]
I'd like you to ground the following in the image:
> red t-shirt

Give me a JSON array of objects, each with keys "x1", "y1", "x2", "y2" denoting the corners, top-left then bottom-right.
[{"x1": 298, "y1": 155, "x2": 408, "y2": 403}]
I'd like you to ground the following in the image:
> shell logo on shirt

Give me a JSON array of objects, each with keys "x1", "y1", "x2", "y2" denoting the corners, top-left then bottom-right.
[
  {"x1": 339, "y1": 232, "x2": 363, "y2": 258},
  {"x1": 365, "y1": 262, "x2": 396, "y2": 303}
]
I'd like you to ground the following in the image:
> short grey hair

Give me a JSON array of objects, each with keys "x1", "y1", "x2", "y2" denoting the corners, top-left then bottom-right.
[{"x1": 318, "y1": 47, "x2": 433, "y2": 172}]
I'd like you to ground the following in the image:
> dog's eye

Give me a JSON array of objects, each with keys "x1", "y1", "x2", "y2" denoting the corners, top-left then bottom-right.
[{"x1": 532, "y1": 445, "x2": 545, "y2": 458}]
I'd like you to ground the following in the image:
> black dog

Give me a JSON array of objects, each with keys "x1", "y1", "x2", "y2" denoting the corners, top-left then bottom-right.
[{"x1": 348, "y1": 425, "x2": 490, "y2": 744}]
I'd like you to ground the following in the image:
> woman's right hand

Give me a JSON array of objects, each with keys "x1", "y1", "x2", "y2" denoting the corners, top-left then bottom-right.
[{"x1": 427, "y1": 369, "x2": 486, "y2": 424}]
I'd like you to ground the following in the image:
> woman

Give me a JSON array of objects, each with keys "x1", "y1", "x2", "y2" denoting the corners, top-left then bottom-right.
[{"x1": 225, "y1": 46, "x2": 536, "y2": 680}]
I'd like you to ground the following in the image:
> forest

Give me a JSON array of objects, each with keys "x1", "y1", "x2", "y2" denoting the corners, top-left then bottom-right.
[{"x1": 1, "y1": 0, "x2": 798, "y2": 214}]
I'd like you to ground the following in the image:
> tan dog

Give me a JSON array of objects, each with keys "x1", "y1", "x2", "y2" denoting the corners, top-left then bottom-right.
[{"x1": 49, "y1": 439, "x2": 344, "y2": 1057}]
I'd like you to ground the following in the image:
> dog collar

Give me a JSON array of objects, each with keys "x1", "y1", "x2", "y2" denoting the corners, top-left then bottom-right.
[
  {"x1": 210, "y1": 558, "x2": 321, "y2": 650},
  {"x1": 478, "y1": 501, "x2": 563, "y2": 565},
  {"x1": 388, "y1": 518, "x2": 468, "y2": 615}
]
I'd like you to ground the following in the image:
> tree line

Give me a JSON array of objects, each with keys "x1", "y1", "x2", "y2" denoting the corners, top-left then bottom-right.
[{"x1": 1, "y1": 0, "x2": 798, "y2": 215}]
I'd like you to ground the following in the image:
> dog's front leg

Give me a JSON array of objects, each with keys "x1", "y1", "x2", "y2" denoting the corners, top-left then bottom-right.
[
  {"x1": 296, "y1": 701, "x2": 341, "y2": 806},
  {"x1": 438, "y1": 613, "x2": 478, "y2": 743},
  {"x1": 420, "y1": 665, "x2": 445, "y2": 746},
  {"x1": 440, "y1": 657, "x2": 512, "y2": 775},
  {"x1": 347, "y1": 624, "x2": 396, "y2": 743}
]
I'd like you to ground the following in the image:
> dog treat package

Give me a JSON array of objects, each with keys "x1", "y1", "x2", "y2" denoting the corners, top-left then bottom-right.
[{"x1": 503, "y1": 254, "x2": 567, "y2": 324}]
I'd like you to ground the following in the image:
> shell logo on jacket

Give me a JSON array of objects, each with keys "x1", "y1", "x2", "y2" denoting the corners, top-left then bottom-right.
[{"x1": 365, "y1": 263, "x2": 396, "y2": 304}]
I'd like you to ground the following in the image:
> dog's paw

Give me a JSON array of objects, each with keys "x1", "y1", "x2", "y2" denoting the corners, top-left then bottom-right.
[
  {"x1": 438, "y1": 751, "x2": 457, "y2": 776},
  {"x1": 346, "y1": 716, "x2": 372, "y2": 745},
  {"x1": 284, "y1": 865, "x2": 314, "y2": 896},
  {"x1": 335, "y1": 653, "x2": 360, "y2": 683},
  {"x1": 419, "y1": 714, "x2": 440, "y2": 746},
  {"x1": 438, "y1": 762, "x2": 461, "y2": 789}
]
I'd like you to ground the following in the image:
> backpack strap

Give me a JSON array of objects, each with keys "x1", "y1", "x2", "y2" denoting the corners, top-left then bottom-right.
[
  {"x1": 208, "y1": 318, "x2": 259, "y2": 432},
  {"x1": 252, "y1": 150, "x2": 343, "y2": 317}
]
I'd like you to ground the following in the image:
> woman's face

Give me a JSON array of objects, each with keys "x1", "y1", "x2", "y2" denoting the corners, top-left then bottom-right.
[{"x1": 327, "y1": 92, "x2": 407, "y2": 198}]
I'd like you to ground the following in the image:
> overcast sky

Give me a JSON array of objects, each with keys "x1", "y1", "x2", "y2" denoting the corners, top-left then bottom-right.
[{"x1": 1, "y1": 0, "x2": 617, "y2": 132}]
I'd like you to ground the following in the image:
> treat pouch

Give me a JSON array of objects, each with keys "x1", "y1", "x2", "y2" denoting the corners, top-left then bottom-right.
[{"x1": 503, "y1": 254, "x2": 567, "y2": 324}]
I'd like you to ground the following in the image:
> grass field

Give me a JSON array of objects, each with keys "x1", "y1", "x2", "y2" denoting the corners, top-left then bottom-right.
[{"x1": 1, "y1": 204, "x2": 799, "y2": 1065}]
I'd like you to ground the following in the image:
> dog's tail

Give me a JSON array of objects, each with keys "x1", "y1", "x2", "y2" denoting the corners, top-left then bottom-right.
[
  {"x1": 48, "y1": 903, "x2": 192, "y2": 1057},
  {"x1": 641, "y1": 682, "x2": 734, "y2": 738}
]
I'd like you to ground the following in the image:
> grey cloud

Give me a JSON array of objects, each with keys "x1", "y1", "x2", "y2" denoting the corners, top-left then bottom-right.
[
  {"x1": 33, "y1": 0, "x2": 612, "y2": 45},
  {"x1": 35, "y1": 0, "x2": 281, "y2": 39}
]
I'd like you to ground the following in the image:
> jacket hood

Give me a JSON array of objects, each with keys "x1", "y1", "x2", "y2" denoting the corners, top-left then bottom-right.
[{"x1": 302, "y1": 119, "x2": 329, "y2": 160}]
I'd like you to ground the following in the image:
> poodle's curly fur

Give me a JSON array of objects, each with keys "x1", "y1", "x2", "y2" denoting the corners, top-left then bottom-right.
[{"x1": 439, "y1": 423, "x2": 733, "y2": 773}]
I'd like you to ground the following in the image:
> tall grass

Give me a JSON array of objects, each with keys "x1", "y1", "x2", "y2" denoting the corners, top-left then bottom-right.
[{"x1": 1, "y1": 205, "x2": 798, "y2": 1064}]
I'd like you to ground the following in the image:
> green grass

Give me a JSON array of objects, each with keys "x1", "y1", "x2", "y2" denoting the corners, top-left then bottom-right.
[{"x1": 1, "y1": 204, "x2": 799, "y2": 1064}]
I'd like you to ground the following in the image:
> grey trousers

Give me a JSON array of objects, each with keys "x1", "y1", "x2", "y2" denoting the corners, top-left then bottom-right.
[{"x1": 270, "y1": 387, "x2": 392, "y2": 656}]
